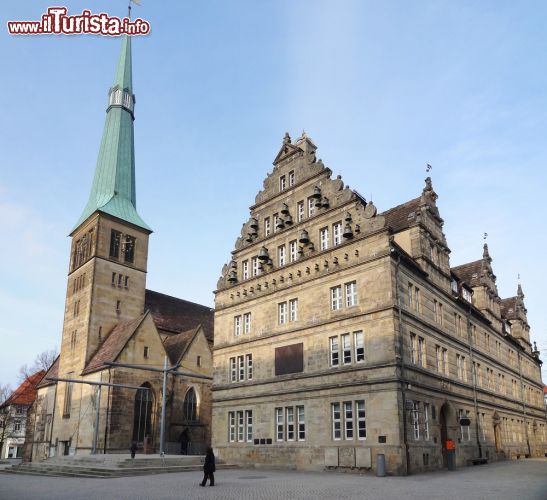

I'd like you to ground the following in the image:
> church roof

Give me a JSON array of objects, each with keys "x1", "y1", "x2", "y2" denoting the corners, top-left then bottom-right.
[
  {"x1": 36, "y1": 356, "x2": 59, "y2": 388},
  {"x1": 72, "y1": 35, "x2": 150, "y2": 234},
  {"x1": 82, "y1": 315, "x2": 146, "y2": 375},
  {"x1": 381, "y1": 197, "x2": 420, "y2": 232},
  {"x1": 145, "y1": 289, "x2": 214, "y2": 342},
  {"x1": 2, "y1": 371, "x2": 45, "y2": 408},
  {"x1": 163, "y1": 326, "x2": 201, "y2": 365}
]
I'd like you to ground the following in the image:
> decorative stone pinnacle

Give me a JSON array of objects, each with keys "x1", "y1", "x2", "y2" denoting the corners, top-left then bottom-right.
[{"x1": 283, "y1": 132, "x2": 291, "y2": 145}]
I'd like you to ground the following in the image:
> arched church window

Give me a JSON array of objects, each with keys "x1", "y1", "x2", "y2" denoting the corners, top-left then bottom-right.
[
  {"x1": 132, "y1": 383, "x2": 154, "y2": 443},
  {"x1": 183, "y1": 388, "x2": 198, "y2": 422}
]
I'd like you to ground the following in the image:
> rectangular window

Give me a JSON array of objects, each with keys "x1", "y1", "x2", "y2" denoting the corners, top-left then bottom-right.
[
  {"x1": 332, "y1": 402, "x2": 341, "y2": 440},
  {"x1": 279, "y1": 175, "x2": 287, "y2": 191},
  {"x1": 273, "y1": 213, "x2": 280, "y2": 232},
  {"x1": 438, "y1": 303, "x2": 443, "y2": 325},
  {"x1": 411, "y1": 333, "x2": 418, "y2": 364},
  {"x1": 433, "y1": 300, "x2": 438, "y2": 323},
  {"x1": 276, "y1": 408, "x2": 284, "y2": 441},
  {"x1": 297, "y1": 201, "x2": 305, "y2": 222},
  {"x1": 228, "y1": 412, "x2": 235, "y2": 442},
  {"x1": 424, "y1": 403, "x2": 430, "y2": 440},
  {"x1": 123, "y1": 235, "x2": 135, "y2": 263},
  {"x1": 415, "y1": 288, "x2": 420, "y2": 313},
  {"x1": 443, "y1": 348, "x2": 449, "y2": 376},
  {"x1": 286, "y1": 407, "x2": 295, "y2": 441},
  {"x1": 297, "y1": 406, "x2": 306, "y2": 441},
  {"x1": 252, "y1": 257, "x2": 259, "y2": 277},
  {"x1": 238, "y1": 355, "x2": 245, "y2": 381},
  {"x1": 278, "y1": 245, "x2": 286, "y2": 266},
  {"x1": 457, "y1": 354, "x2": 463, "y2": 380},
  {"x1": 109, "y1": 230, "x2": 121, "y2": 258},
  {"x1": 288, "y1": 170, "x2": 295, "y2": 186},
  {"x1": 118, "y1": 273, "x2": 123, "y2": 287},
  {"x1": 124, "y1": 276, "x2": 129, "y2": 288},
  {"x1": 330, "y1": 336, "x2": 339, "y2": 366},
  {"x1": 289, "y1": 240, "x2": 298, "y2": 262},
  {"x1": 459, "y1": 409, "x2": 471, "y2": 441},
  {"x1": 246, "y1": 410, "x2": 253, "y2": 442},
  {"x1": 354, "y1": 331, "x2": 365, "y2": 362},
  {"x1": 342, "y1": 333, "x2": 351, "y2": 364},
  {"x1": 333, "y1": 222, "x2": 342, "y2": 246},
  {"x1": 356, "y1": 400, "x2": 366, "y2": 439},
  {"x1": 331, "y1": 286, "x2": 342, "y2": 310},
  {"x1": 237, "y1": 411, "x2": 244, "y2": 442},
  {"x1": 234, "y1": 316, "x2": 241, "y2": 337},
  {"x1": 307, "y1": 197, "x2": 315, "y2": 217},
  {"x1": 279, "y1": 302, "x2": 287, "y2": 325},
  {"x1": 242, "y1": 260, "x2": 249, "y2": 280},
  {"x1": 344, "y1": 401, "x2": 353, "y2": 439},
  {"x1": 243, "y1": 312, "x2": 251, "y2": 334},
  {"x1": 246, "y1": 354, "x2": 253, "y2": 380},
  {"x1": 412, "y1": 401, "x2": 420, "y2": 440},
  {"x1": 63, "y1": 380, "x2": 73, "y2": 417},
  {"x1": 143, "y1": 346, "x2": 149, "y2": 359},
  {"x1": 418, "y1": 336, "x2": 426, "y2": 368},
  {"x1": 408, "y1": 283, "x2": 413, "y2": 308},
  {"x1": 264, "y1": 217, "x2": 271, "y2": 237},
  {"x1": 230, "y1": 357, "x2": 236, "y2": 382},
  {"x1": 112, "y1": 272, "x2": 116, "y2": 286},
  {"x1": 289, "y1": 299, "x2": 298, "y2": 321},
  {"x1": 320, "y1": 227, "x2": 329, "y2": 251},
  {"x1": 345, "y1": 281, "x2": 357, "y2": 307}
]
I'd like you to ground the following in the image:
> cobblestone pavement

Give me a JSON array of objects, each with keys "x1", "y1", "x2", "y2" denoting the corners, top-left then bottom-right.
[{"x1": 1, "y1": 459, "x2": 546, "y2": 500}]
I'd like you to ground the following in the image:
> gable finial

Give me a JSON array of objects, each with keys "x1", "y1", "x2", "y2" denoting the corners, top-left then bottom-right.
[{"x1": 283, "y1": 132, "x2": 291, "y2": 145}]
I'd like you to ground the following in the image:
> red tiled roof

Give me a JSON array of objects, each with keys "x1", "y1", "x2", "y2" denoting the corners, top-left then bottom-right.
[
  {"x1": 82, "y1": 315, "x2": 146, "y2": 375},
  {"x1": 145, "y1": 289, "x2": 214, "y2": 342},
  {"x1": 3, "y1": 371, "x2": 45, "y2": 407},
  {"x1": 381, "y1": 197, "x2": 420, "y2": 233},
  {"x1": 544, "y1": 385, "x2": 547, "y2": 395},
  {"x1": 163, "y1": 326, "x2": 200, "y2": 365},
  {"x1": 451, "y1": 260, "x2": 483, "y2": 288},
  {"x1": 37, "y1": 356, "x2": 59, "y2": 388},
  {"x1": 500, "y1": 297, "x2": 518, "y2": 320}
]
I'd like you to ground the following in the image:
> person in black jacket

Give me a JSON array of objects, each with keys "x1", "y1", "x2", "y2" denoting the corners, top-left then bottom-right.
[{"x1": 200, "y1": 447, "x2": 215, "y2": 486}]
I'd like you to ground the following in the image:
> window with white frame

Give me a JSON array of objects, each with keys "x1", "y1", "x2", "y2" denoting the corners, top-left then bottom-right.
[
  {"x1": 228, "y1": 410, "x2": 253, "y2": 442},
  {"x1": 332, "y1": 402, "x2": 342, "y2": 440},
  {"x1": 344, "y1": 401, "x2": 354, "y2": 439},
  {"x1": 412, "y1": 401, "x2": 420, "y2": 439},
  {"x1": 252, "y1": 257, "x2": 259, "y2": 277},
  {"x1": 289, "y1": 299, "x2": 298, "y2": 321},
  {"x1": 230, "y1": 357, "x2": 237, "y2": 382},
  {"x1": 278, "y1": 245, "x2": 286, "y2": 266},
  {"x1": 307, "y1": 197, "x2": 315, "y2": 217},
  {"x1": 288, "y1": 170, "x2": 295, "y2": 186},
  {"x1": 237, "y1": 410, "x2": 244, "y2": 441},
  {"x1": 423, "y1": 403, "x2": 430, "y2": 440},
  {"x1": 418, "y1": 336, "x2": 426, "y2": 368},
  {"x1": 356, "y1": 400, "x2": 366, "y2": 439},
  {"x1": 329, "y1": 336, "x2": 339, "y2": 366},
  {"x1": 228, "y1": 411, "x2": 236, "y2": 442},
  {"x1": 354, "y1": 331, "x2": 365, "y2": 362},
  {"x1": 345, "y1": 281, "x2": 357, "y2": 307},
  {"x1": 320, "y1": 227, "x2": 329, "y2": 251},
  {"x1": 459, "y1": 409, "x2": 471, "y2": 441},
  {"x1": 238, "y1": 355, "x2": 245, "y2": 381},
  {"x1": 341, "y1": 333, "x2": 351, "y2": 364},
  {"x1": 331, "y1": 286, "x2": 342, "y2": 310},
  {"x1": 297, "y1": 201, "x2": 305, "y2": 221},
  {"x1": 289, "y1": 240, "x2": 298, "y2": 262},
  {"x1": 244, "y1": 312, "x2": 251, "y2": 334},
  {"x1": 333, "y1": 222, "x2": 342, "y2": 246},
  {"x1": 279, "y1": 175, "x2": 287, "y2": 191},
  {"x1": 411, "y1": 333, "x2": 418, "y2": 364},
  {"x1": 234, "y1": 315, "x2": 242, "y2": 336},
  {"x1": 332, "y1": 401, "x2": 367, "y2": 441},
  {"x1": 242, "y1": 260, "x2": 249, "y2": 280},
  {"x1": 276, "y1": 406, "x2": 305, "y2": 441},
  {"x1": 246, "y1": 354, "x2": 253, "y2": 380},
  {"x1": 273, "y1": 213, "x2": 280, "y2": 232},
  {"x1": 278, "y1": 302, "x2": 287, "y2": 324},
  {"x1": 264, "y1": 217, "x2": 271, "y2": 237}
]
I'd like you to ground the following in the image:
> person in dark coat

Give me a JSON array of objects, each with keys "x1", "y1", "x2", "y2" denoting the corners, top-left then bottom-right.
[
  {"x1": 200, "y1": 447, "x2": 215, "y2": 486},
  {"x1": 130, "y1": 441, "x2": 137, "y2": 459},
  {"x1": 180, "y1": 428, "x2": 189, "y2": 455}
]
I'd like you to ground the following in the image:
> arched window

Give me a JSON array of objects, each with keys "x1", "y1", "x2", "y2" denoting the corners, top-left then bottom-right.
[
  {"x1": 183, "y1": 388, "x2": 198, "y2": 422},
  {"x1": 132, "y1": 383, "x2": 154, "y2": 443}
]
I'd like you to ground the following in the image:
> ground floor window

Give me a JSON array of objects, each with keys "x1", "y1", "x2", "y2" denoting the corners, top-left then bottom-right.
[
  {"x1": 331, "y1": 400, "x2": 366, "y2": 441},
  {"x1": 275, "y1": 405, "x2": 305, "y2": 441},
  {"x1": 228, "y1": 410, "x2": 253, "y2": 442}
]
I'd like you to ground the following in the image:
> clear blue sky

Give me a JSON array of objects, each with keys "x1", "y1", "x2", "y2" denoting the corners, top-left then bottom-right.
[{"x1": 1, "y1": 1, "x2": 546, "y2": 388}]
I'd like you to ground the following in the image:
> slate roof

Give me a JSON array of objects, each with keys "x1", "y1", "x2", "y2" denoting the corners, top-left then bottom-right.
[
  {"x1": 145, "y1": 289, "x2": 214, "y2": 342},
  {"x1": 451, "y1": 260, "x2": 483, "y2": 288},
  {"x1": 500, "y1": 297, "x2": 518, "y2": 320},
  {"x1": 3, "y1": 371, "x2": 45, "y2": 407},
  {"x1": 163, "y1": 326, "x2": 200, "y2": 365},
  {"x1": 37, "y1": 356, "x2": 60, "y2": 388},
  {"x1": 82, "y1": 315, "x2": 145, "y2": 375},
  {"x1": 381, "y1": 197, "x2": 420, "y2": 232}
]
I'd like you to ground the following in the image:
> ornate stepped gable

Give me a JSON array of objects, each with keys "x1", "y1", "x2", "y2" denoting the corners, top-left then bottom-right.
[{"x1": 217, "y1": 132, "x2": 385, "y2": 291}]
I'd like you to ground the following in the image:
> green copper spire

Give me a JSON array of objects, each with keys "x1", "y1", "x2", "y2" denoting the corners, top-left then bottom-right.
[{"x1": 73, "y1": 35, "x2": 151, "y2": 234}]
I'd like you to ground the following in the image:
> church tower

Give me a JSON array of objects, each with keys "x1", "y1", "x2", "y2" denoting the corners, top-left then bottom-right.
[{"x1": 53, "y1": 35, "x2": 151, "y2": 443}]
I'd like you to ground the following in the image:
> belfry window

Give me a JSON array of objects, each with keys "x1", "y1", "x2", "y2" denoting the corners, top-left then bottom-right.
[
  {"x1": 123, "y1": 235, "x2": 136, "y2": 263},
  {"x1": 110, "y1": 230, "x2": 121, "y2": 258}
]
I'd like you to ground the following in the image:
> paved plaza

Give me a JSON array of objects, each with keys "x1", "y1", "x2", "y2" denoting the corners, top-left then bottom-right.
[{"x1": 1, "y1": 459, "x2": 546, "y2": 500}]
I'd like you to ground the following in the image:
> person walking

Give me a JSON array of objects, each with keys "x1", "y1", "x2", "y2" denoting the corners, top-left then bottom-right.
[
  {"x1": 200, "y1": 447, "x2": 215, "y2": 487},
  {"x1": 130, "y1": 441, "x2": 137, "y2": 459}
]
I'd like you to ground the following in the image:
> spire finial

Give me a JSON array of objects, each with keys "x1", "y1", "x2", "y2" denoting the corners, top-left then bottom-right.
[
  {"x1": 283, "y1": 132, "x2": 291, "y2": 145},
  {"x1": 426, "y1": 163, "x2": 432, "y2": 173}
]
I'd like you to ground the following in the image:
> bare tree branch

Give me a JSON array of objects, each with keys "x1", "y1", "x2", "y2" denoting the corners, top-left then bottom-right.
[{"x1": 18, "y1": 348, "x2": 58, "y2": 383}]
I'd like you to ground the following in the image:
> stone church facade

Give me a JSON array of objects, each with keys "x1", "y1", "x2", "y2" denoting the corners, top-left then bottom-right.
[
  {"x1": 29, "y1": 36, "x2": 214, "y2": 461},
  {"x1": 212, "y1": 132, "x2": 547, "y2": 474}
]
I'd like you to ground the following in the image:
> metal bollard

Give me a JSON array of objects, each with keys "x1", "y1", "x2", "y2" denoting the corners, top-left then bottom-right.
[{"x1": 376, "y1": 453, "x2": 386, "y2": 477}]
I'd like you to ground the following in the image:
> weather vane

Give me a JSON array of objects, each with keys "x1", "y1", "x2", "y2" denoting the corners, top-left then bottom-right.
[
  {"x1": 483, "y1": 232, "x2": 488, "y2": 241},
  {"x1": 128, "y1": 0, "x2": 141, "y2": 18},
  {"x1": 426, "y1": 163, "x2": 432, "y2": 172}
]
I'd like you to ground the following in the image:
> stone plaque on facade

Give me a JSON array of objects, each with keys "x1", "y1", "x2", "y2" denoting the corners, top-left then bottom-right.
[
  {"x1": 324, "y1": 448, "x2": 338, "y2": 467},
  {"x1": 338, "y1": 447, "x2": 355, "y2": 468},
  {"x1": 355, "y1": 447, "x2": 372, "y2": 468}
]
